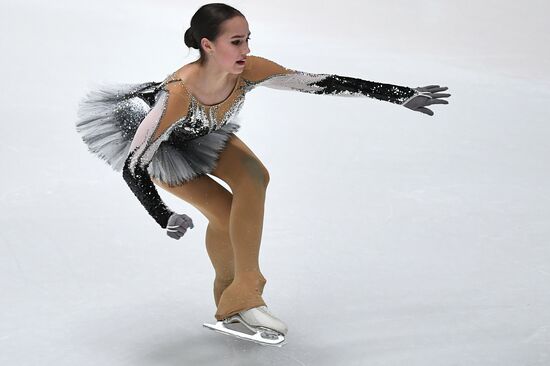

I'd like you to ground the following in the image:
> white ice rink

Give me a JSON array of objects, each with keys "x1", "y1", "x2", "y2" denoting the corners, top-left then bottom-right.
[{"x1": 1, "y1": 0, "x2": 549, "y2": 365}]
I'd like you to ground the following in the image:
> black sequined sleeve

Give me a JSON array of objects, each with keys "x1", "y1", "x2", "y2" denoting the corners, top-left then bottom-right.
[
  {"x1": 248, "y1": 55, "x2": 419, "y2": 105},
  {"x1": 121, "y1": 89, "x2": 175, "y2": 229},
  {"x1": 308, "y1": 73, "x2": 417, "y2": 105},
  {"x1": 122, "y1": 151, "x2": 174, "y2": 229}
]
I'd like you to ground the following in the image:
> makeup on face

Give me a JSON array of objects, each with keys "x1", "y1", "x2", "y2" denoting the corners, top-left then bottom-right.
[{"x1": 231, "y1": 30, "x2": 251, "y2": 66}]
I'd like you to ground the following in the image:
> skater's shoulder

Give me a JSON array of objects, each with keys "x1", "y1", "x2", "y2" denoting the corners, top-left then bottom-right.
[
  {"x1": 161, "y1": 77, "x2": 191, "y2": 101},
  {"x1": 153, "y1": 78, "x2": 192, "y2": 117},
  {"x1": 241, "y1": 55, "x2": 294, "y2": 83},
  {"x1": 145, "y1": 78, "x2": 192, "y2": 141},
  {"x1": 157, "y1": 66, "x2": 194, "y2": 105}
]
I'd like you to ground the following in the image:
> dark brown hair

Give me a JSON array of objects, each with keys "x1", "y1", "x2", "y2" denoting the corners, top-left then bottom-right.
[{"x1": 184, "y1": 3, "x2": 245, "y2": 65}]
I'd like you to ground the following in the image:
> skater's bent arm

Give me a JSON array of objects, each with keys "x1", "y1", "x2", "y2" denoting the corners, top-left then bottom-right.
[
  {"x1": 121, "y1": 89, "x2": 183, "y2": 229},
  {"x1": 243, "y1": 55, "x2": 418, "y2": 105},
  {"x1": 122, "y1": 152, "x2": 174, "y2": 228}
]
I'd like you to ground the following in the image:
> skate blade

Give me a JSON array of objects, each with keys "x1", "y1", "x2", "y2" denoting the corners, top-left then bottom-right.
[{"x1": 203, "y1": 321, "x2": 286, "y2": 347}]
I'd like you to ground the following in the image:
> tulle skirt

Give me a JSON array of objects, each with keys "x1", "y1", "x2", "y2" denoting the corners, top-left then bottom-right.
[{"x1": 75, "y1": 81, "x2": 241, "y2": 187}]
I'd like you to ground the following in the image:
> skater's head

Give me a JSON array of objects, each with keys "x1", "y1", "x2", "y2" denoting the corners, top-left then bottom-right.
[{"x1": 184, "y1": 3, "x2": 250, "y2": 73}]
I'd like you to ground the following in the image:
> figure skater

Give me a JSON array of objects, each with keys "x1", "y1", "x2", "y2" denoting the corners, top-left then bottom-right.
[{"x1": 75, "y1": 3, "x2": 450, "y2": 346}]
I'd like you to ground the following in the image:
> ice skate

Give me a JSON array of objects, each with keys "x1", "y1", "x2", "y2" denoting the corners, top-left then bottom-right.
[{"x1": 203, "y1": 305, "x2": 288, "y2": 347}]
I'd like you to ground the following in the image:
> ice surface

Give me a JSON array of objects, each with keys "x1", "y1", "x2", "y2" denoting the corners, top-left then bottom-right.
[{"x1": 1, "y1": 0, "x2": 549, "y2": 365}]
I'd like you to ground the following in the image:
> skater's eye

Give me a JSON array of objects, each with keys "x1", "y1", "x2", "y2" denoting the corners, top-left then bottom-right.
[{"x1": 232, "y1": 37, "x2": 251, "y2": 45}]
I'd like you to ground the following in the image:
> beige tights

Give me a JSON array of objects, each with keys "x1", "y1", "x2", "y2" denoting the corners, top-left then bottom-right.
[{"x1": 153, "y1": 133, "x2": 270, "y2": 321}]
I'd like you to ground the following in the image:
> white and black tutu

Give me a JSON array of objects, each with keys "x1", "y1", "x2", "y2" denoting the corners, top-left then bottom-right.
[{"x1": 75, "y1": 81, "x2": 241, "y2": 186}]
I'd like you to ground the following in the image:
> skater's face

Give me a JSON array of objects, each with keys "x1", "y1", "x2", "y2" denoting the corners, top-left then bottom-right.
[{"x1": 201, "y1": 16, "x2": 251, "y2": 74}]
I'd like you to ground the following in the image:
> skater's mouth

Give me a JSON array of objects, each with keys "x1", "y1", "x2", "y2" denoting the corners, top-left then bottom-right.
[{"x1": 236, "y1": 59, "x2": 246, "y2": 66}]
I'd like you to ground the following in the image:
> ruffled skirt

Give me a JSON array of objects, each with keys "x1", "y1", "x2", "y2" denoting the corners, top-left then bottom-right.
[{"x1": 75, "y1": 81, "x2": 241, "y2": 187}]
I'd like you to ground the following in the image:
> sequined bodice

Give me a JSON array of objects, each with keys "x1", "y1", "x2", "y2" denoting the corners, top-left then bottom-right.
[{"x1": 159, "y1": 74, "x2": 249, "y2": 141}]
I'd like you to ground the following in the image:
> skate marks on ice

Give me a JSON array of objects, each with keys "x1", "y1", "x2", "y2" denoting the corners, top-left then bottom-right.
[{"x1": 203, "y1": 315, "x2": 287, "y2": 347}]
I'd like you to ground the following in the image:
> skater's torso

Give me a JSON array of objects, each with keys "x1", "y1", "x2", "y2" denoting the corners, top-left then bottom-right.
[
  {"x1": 172, "y1": 62, "x2": 240, "y2": 106},
  {"x1": 150, "y1": 55, "x2": 293, "y2": 142}
]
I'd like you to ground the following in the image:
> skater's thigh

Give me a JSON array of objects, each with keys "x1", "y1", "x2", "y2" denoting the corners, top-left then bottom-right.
[
  {"x1": 210, "y1": 133, "x2": 270, "y2": 188},
  {"x1": 152, "y1": 175, "x2": 232, "y2": 228}
]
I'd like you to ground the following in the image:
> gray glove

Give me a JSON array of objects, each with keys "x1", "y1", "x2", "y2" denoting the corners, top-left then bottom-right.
[
  {"x1": 403, "y1": 85, "x2": 451, "y2": 116},
  {"x1": 166, "y1": 213, "x2": 194, "y2": 240}
]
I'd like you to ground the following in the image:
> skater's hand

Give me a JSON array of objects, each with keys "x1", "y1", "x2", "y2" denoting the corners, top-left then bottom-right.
[
  {"x1": 403, "y1": 85, "x2": 451, "y2": 116},
  {"x1": 166, "y1": 213, "x2": 194, "y2": 240}
]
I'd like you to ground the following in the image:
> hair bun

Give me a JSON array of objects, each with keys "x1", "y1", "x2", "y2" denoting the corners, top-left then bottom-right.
[{"x1": 184, "y1": 27, "x2": 198, "y2": 49}]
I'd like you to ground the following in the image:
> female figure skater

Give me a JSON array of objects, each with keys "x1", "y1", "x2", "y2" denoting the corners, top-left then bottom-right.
[{"x1": 76, "y1": 3, "x2": 450, "y2": 346}]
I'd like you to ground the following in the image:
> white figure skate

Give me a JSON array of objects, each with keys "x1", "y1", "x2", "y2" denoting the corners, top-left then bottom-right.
[{"x1": 203, "y1": 305, "x2": 288, "y2": 347}]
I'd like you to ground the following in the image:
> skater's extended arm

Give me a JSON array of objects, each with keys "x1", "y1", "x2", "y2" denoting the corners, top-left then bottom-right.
[
  {"x1": 243, "y1": 55, "x2": 450, "y2": 115},
  {"x1": 122, "y1": 88, "x2": 194, "y2": 237}
]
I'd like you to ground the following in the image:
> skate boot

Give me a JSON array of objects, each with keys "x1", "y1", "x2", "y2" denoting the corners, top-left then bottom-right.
[
  {"x1": 203, "y1": 305, "x2": 288, "y2": 346},
  {"x1": 238, "y1": 305, "x2": 288, "y2": 335}
]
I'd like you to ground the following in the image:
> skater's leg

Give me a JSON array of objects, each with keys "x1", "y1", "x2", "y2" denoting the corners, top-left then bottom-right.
[
  {"x1": 152, "y1": 175, "x2": 235, "y2": 306},
  {"x1": 206, "y1": 223, "x2": 235, "y2": 306},
  {"x1": 210, "y1": 134, "x2": 270, "y2": 320}
]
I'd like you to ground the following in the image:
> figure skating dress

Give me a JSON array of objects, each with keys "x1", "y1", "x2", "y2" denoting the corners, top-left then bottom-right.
[{"x1": 75, "y1": 55, "x2": 419, "y2": 229}]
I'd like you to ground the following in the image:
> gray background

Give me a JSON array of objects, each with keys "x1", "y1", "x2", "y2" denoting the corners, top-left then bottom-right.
[{"x1": 1, "y1": 0, "x2": 549, "y2": 365}]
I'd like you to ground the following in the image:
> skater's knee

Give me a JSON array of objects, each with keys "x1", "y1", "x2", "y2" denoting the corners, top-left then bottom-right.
[
  {"x1": 242, "y1": 156, "x2": 270, "y2": 188},
  {"x1": 243, "y1": 156, "x2": 270, "y2": 188},
  {"x1": 210, "y1": 135, "x2": 270, "y2": 189},
  {"x1": 227, "y1": 156, "x2": 270, "y2": 191}
]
